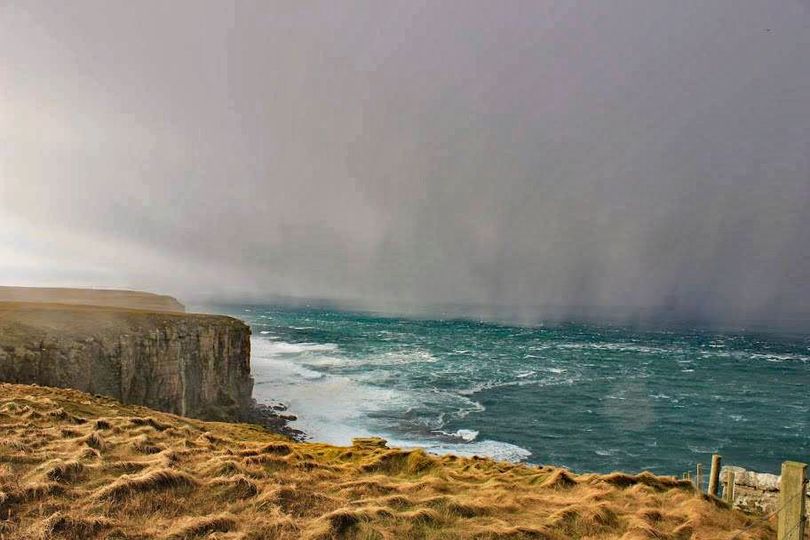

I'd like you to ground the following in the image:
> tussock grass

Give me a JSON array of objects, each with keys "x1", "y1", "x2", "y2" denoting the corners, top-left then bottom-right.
[
  {"x1": 46, "y1": 408, "x2": 86, "y2": 425},
  {"x1": 305, "y1": 506, "x2": 395, "y2": 539},
  {"x1": 207, "y1": 473, "x2": 259, "y2": 499},
  {"x1": 41, "y1": 512, "x2": 114, "y2": 538},
  {"x1": 41, "y1": 458, "x2": 84, "y2": 482},
  {"x1": 131, "y1": 433, "x2": 163, "y2": 454},
  {"x1": 128, "y1": 416, "x2": 171, "y2": 431},
  {"x1": 0, "y1": 383, "x2": 775, "y2": 539},
  {"x1": 539, "y1": 468, "x2": 577, "y2": 489},
  {"x1": 165, "y1": 512, "x2": 238, "y2": 538},
  {"x1": 81, "y1": 431, "x2": 105, "y2": 450},
  {"x1": 94, "y1": 468, "x2": 198, "y2": 501},
  {"x1": 3, "y1": 481, "x2": 66, "y2": 509},
  {"x1": 93, "y1": 418, "x2": 112, "y2": 430}
]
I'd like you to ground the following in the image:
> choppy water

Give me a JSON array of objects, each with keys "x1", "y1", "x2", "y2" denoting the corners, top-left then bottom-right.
[{"x1": 212, "y1": 304, "x2": 809, "y2": 475}]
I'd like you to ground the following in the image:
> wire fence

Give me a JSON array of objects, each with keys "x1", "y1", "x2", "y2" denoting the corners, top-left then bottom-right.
[
  {"x1": 727, "y1": 488, "x2": 806, "y2": 539},
  {"x1": 782, "y1": 516, "x2": 806, "y2": 540},
  {"x1": 675, "y1": 462, "x2": 807, "y2": 539}
]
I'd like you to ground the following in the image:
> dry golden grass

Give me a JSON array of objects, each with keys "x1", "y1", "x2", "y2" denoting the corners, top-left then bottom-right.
[{"x1": 0, "y1": 383, "x2": 775, "y2": 539}]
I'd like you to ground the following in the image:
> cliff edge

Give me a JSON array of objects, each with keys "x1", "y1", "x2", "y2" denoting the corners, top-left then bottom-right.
[
  {"x1": 0, "y1": 286, "x2": 186, "y2": 312},
  {"x1": 0, "y1": 299, "x2": 252, "y2": 422}
]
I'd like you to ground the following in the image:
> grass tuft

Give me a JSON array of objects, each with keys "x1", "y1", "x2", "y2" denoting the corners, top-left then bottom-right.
[
  {"x1": 82, "y1": 431, "x2": 105, "y2": 450},
  {"x1": 94, "y1": 468, "x2": 198, "y2": 501},
  {"x1": 540, "y1": 468, "x2": 577, "y2": 489},
  {"x1": 207, "y1": 474, "x2": 259, "y2": 500},
  {"x1": 129, "y1": 416, "x2": 171, "y2": 432},
  {"x1": 42, "y1": 512, "x2": 113, "y2": 537},
  {"x1": 165, "y1": 512, "x2": 238, "y2": 538},
  {"x1": 42, "y1": 459, "x2": 84, "y2": 483}
]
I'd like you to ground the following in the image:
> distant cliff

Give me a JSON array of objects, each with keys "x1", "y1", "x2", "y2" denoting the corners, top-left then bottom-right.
[
  {"x1": 0, "y1": 301, "x2": 252, "y2": 421},
  {"x1": 0, "y1": 286, "x2": 186, "y2": 312}
]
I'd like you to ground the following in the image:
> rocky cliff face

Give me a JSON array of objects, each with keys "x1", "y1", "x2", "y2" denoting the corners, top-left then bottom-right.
[{"x1": 0, "y1": 302, "x2": 252, "y2": 421}]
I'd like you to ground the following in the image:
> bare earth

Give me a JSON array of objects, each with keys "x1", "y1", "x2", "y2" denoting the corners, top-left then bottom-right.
[{"x1": 0, "y1": 383, "x2": 773, "y2": 540}]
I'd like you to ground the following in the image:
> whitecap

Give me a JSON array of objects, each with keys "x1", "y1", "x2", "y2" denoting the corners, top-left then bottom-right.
[
  {"x1": 431, "y1": 429, "x2": 480, "y2": 442},
  {"x1": 454, "y1": 429, "x2": 479, "y2": 441},
  {"x1": 688, "y1": 445, "x2": 718, "y2": 454},
  {"x1": 254, "y1": 340, "x2": 339, "y2": 355},
  {"x1": 556, "y1": 342, "x2": 672, "y2": 355},
  {"x1": 388, "y1": 437, "x2": 532, "y2": 463}
]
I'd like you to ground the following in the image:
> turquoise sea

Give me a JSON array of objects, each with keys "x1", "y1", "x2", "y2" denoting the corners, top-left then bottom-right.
[{"x1": 213, "y1": 304, "x2": 809, "y2": 476}]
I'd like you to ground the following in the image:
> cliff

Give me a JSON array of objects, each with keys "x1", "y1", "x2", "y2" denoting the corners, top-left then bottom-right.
[
  {"x1": 0, "y1": 301, "x2": 252, "y2": 421},
  {"x1": 0, "y1": 286, "x2": 185, "y2": 312}
]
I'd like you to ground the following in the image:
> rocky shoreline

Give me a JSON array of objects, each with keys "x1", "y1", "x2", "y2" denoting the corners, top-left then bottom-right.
[{"x1": 245, "y1": 398, "x2": 306, "y2": 441}]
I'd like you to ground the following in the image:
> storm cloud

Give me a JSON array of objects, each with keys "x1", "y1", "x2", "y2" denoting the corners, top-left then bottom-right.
[{"x1": 1, "y1": 1, "x2": 809, "y2": 329}]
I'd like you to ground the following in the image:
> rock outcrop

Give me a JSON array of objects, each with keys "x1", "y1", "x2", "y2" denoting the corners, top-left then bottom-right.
[{"x1": 0, "y1": 301, "x2": 252, "y2": 421}]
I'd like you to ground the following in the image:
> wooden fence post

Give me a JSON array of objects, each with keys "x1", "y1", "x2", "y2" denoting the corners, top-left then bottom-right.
[
  {"x1": 696, "y1": 463, "x2": 704, "y2": 492},
  {"x1": 708, "y1": 454, "x2": 721, "y2": 496},
  {"x1": 725, "y1": 470, "x2": 735, "y2": 505},
  {"x1": 777, "y1": 461, "x2": 806, "y2": 540}
]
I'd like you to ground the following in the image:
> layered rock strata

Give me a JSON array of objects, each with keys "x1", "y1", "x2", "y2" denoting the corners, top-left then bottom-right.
[{"x1": 0, "y1": 301, "x2": 252, "y2": 421}]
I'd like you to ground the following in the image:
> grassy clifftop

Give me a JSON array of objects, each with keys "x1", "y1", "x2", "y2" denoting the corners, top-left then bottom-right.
[
  {"x1": 0, "y1": 383, "x2": 772, "y2": 539},
  {"x1": 0, "y1": 287, "x2": 185, "y2": 313},
  {"x1": 0, "y1": 301, "x2": 239, "y2": 343}
]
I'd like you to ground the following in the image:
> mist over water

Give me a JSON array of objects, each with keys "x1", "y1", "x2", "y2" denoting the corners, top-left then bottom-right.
[
  {"x1": 2, "y1": 1, "x2": 810, "y2": 331},
  {"x1": 215, "y1": 304, "x2": 810, "y2": 474}
]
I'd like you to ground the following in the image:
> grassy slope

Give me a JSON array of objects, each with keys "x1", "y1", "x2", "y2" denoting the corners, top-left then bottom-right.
[{"x1": 0, "y1": 383, "x2": 773, "y2": 540}]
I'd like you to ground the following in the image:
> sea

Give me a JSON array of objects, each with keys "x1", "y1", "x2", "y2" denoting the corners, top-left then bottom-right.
[{"x1": 209, "y1": 304, "x2": 809, "y2": 476}]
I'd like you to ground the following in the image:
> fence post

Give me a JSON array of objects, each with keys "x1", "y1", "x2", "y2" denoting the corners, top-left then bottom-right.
[
  {"x1": 725, "y1": 470, "x2": 735, "y2": 505},
  {"x1": 708, "y1": 454, "x2": 721, "y2": 496},
  {"x1": 777, "y1": 461, "x2": 806, "y2": 540},
  {"x1": 696, "y1": 463, "x2": 704, "y2": 492}
]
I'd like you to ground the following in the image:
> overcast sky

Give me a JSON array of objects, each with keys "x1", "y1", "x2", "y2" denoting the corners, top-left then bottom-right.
[{"x1": 1, "y1": 1, "x2": 809, "y2": 328}]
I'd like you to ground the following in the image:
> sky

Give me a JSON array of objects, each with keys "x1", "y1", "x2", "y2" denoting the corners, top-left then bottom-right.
[{"x1": 1, "y1": 1, "x2": 809, "y2": 329}]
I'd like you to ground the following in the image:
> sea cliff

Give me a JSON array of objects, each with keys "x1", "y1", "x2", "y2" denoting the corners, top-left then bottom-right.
[{"x1": 0, "y1": 301, "x2": 252, "y2": 422}]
